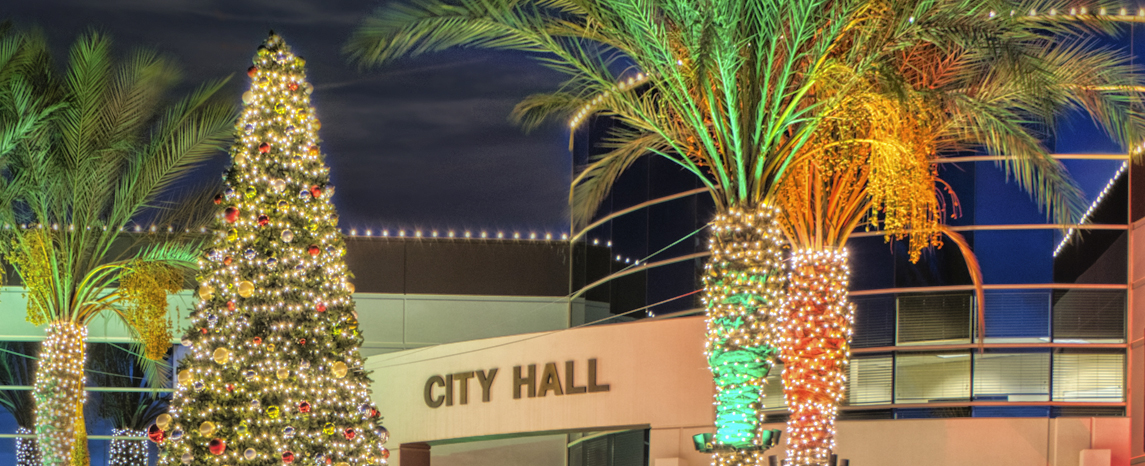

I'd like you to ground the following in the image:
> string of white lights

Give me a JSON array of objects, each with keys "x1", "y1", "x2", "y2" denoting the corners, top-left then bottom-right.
[{"x1": 1052, "y1": 161, "x2": 1128, "y2": 257}]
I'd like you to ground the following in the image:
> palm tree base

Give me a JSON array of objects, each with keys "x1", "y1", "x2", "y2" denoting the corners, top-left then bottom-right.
[
  {"x1": 704, "y1": 204, "x2": 788, "y2": 464},
  {"x1": 34, "y1": 321, "x2": 88, "y2": 466},
  {"x1": 780, "y1": 249, "x2": 853, "y2": 466}
]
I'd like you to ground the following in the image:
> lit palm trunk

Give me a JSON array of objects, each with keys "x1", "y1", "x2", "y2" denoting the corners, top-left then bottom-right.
[
  {"x1": 704, "y1": 204, "x2": 786, "y2": 464},
  {"x1": 780, "y1": 249, "x2": 853, "y2": 466},
  {"x1": 33, "y1": 322, "x2": 87, "y2": 466}
]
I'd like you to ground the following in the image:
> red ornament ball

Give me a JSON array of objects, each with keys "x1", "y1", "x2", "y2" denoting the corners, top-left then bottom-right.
[
  {"x1": 247, "y1": 66, "x2": 258, "y2": 77},
  {"x1": 224, "y1": 207, "x2": 240, "y2": 223},
  {"x1": 282, "y1": 451, "x2": 295, "y2": 463},
  {"x1": 316, "y1": 303, "x2": 326, "y2": 313},
  {"x1": 258, "y1": 142, "x2": 270, "y2": 153},
  {"x1": 253, "y1": 336, "x2": 262, "y2": 345},
  {"x1": 223, "y1": 256, "x2": 233, "y2": 266},
  {"x1": 208, "y1": 438, "x2": 226, "y2": 455},
  {"x1": 200, "y1": 328, "x2": 208, "y2": 335},
  {"x1": 288, "y1": 82, "x2": 299, "y2": 91},
  {"x1": 257, "y1": 215, "x2": 269, "y2": 226},
  {"x1": 147, "y1": 424, "x2": 165, "y2": 444},
  {"x1": 343, "y1": 428, "x2": 356, "y2": 440},
  {"x1": 298, "y1": 401, "x2": 311, "y2": 413},
  {"x1": 213, "y1": 194, "x2": 223, "y2": 205},
  {"x1": 225, "y1": 383, "x2": 235, "y2": 392},
  {"x1": 380, "y1": 448, "x2": 390, "y2": 459},
  {"x1": 226, "y1": 301, "x2": 236, "y2": 311},
  {"x1": 308, "y1": 245, "x2": 320, "y2": 256},
  {"x1": 298, "y1": 338, "x2": 306, "y2": 345},
  {"x1": 309, "y1": 185, "x2": 322, "y2": 198},
  {"x1": 370, "y1": 408, "x2": 379, "y2": 418}
]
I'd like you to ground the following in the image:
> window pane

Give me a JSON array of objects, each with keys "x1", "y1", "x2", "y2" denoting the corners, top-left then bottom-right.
[
  {"x1": 846, "y1": 355, "x2": 892, "y2": 405},
  {"x1": 1052, "y1": 352, "x2": 1124, "y2": 402},
  {"x1": 897, "y1": 293, "x2": 972, "y2": 345},
  {"x1": 852, "y1": 296, "x2": 895, "y2": 348},
  {"x1": 983, "y1": 290, "x2": 1050, "y2": 343},
  {"x1": 762, "y1": 362, "x2": 786, "y2": 410},
  {"x1": 973, "y1": 351, "x2": 1050, "y2": 401},
  {"x1": 1052, "y1": 290, "x2": 1126, "y2": 343},
  {"x1": 895, "y1": 352, "x2": 971, "y2": 403}
]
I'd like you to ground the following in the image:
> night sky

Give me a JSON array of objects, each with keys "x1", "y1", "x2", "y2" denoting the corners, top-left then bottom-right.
[
  {"x1": 5, "y1": 0, "x2": 574, "y2": 234},
  {"x1": 3, "y1": 1, "x2": 1130, "y2": 236}
]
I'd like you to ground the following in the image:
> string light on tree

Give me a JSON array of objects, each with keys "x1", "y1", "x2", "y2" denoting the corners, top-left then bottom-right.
[
  {"x1": 778, "y1": 249, "x2": 853, "y2": 466},
  {"x1": 110, "y1": 428, "x2": 147, "y2": 466},
  {"x1": 702, "y1": 204, "x2": 786, "y2": 466},
  {"x1": 156, "y1": 32, "x2": 389, "y2": 466},
  {"x1": 33, "y1": 322, "x2": 88, "y2": 466},
  {"x1": 16, "y1": 427, "x2": 41, "y2": 466}
]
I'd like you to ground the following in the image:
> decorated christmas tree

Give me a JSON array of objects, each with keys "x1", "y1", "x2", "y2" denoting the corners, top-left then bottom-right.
[{"x1": 155, "y1": 33, "x2": 390, "y2": 466}]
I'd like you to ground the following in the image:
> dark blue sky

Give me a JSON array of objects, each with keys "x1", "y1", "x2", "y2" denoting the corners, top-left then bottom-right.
[
  {"x1": 6, "y1": 0, "x2": 574, "y2": 234},
  {"x1": 4, "y1": 1, "x2": 1130, "y2": 237}
]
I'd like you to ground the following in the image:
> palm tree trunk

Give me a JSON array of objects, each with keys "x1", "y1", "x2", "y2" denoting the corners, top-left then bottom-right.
[
  {"x1": 34, "y1": 321, "x2": 88, "y2": 466},
  {"x1": 109, "y1": 428, "x2": 147, "y2": 466},
  {"x1": 780, "y1": 248, "x2": 853, "y2": 466},
  {"x1": 704, "y1": 203, "x2": 787, "y2": 465}
]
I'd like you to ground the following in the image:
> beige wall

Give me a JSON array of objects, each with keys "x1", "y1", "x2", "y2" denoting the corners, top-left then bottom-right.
[
  {"x1": 1129, "y1": 214, "x2": 1145, "y2": 461},
  {"x1": 366, "y1": 315, "x2": 1130, "y2": 466},
  {"x1": 365, "y1": 316, "x2": 717, "y2": 466}
]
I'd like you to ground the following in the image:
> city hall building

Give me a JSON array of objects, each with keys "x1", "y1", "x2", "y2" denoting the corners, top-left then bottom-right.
[
  {"x1": 0, "y1": 154, "x2": 1135, "y2": 466},
  {"x1": 352, "y1": 154, "x2": 1138, "y2": 466}
]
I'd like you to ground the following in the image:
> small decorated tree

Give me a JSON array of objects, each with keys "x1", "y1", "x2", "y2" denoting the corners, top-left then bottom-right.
[
  {"x1": 156, "y1": 33, "x2": 390, "y2": 466},
  {"x1": 87, "y1": 343, "x2": 170, "y2": 466},
  {"x1": 0, "y1": 342, "x2": 42, "y2": 466}
]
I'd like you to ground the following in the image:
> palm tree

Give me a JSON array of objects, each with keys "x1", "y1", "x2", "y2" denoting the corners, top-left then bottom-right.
[
  {"x1": 0, "y1": 29, "x2": 235, "y2": 466},
  {"x1": 87, "y1": 343, "x2": 171, "y2": 466},
  {"x1": 772, "y1": 4, "x2": 1145, "y2": 463},
  {"x1": 348, "y1": 0, "x2": 868, "y2": 463},
  {"x1": 346, "y1": 0, "x2": 1145, "y2": 464},
  {"x1": 0, "y1": 342, "x2": 42, "y2": 466}
]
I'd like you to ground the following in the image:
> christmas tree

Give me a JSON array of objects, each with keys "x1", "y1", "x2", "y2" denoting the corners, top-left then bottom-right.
[{"x1": 155, "y1": 33, "x2": 390, "y2": 466}]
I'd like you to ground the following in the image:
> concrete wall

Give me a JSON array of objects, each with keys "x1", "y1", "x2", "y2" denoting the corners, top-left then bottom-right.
[
  {"x1": 365, "y1": 316, "x2": 717, "y2": 466},
  {"x1": 1130, "y1": 214, "x2": 1144, "y2": 462},
  {"x1": 366, "y1": 316, "x2": 1130, "y2": 466},
  {"x1": 0, "y1": 286, "x2": 607, "y2": 358}
]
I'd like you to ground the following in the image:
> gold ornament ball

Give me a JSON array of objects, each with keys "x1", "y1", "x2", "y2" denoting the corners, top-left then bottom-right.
[
  {"x1": 346, "y1": 282, "x2": 355, "y2": 294},
  {"x1": 199, "y1": 421, "x2": 216, "y2": 437},
  {"x1": 241, "y1": 91, "x2": 255, "y2": 104},
  {"x1": 213, "y1": 347, "x2": 231, "y2": 364},
  {"x1": 332, "y1": 361, "x2": 348, "y2": 378},
  {"x1": 155, "y1": 413, "x2": 172, "y2": 430},
  {"x1": 323, "y1": 423, "x2": 335, "y2": 435},
  {"x1": 267, "y1": 406, "x2": 281, "y2": 419},
  {"x1": 178, "y1": 369, "x2": 194, "y2": 386},
  {"x1": 276, "y1": 368, "x2": 289, "y2": 380},
  {"x1": 237, "y1": 280, "x2": 255, "y2": 298},
  {"x1": 198, "y1": 285, "x2": 215, "y2": 301}
]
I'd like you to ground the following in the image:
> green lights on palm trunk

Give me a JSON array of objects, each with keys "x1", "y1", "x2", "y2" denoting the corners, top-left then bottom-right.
[{"x1": 703, "y1": 204, "x2": 787, "y2": 463}]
